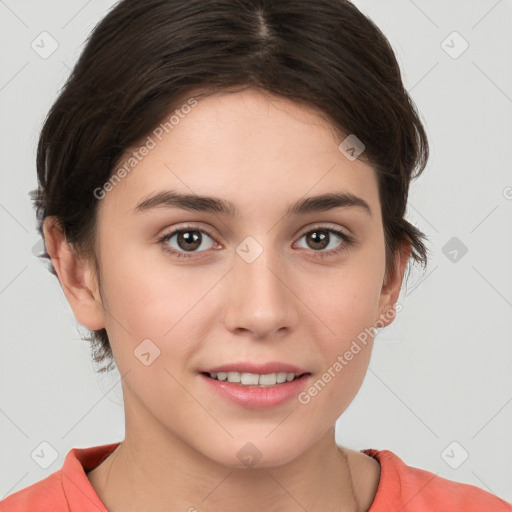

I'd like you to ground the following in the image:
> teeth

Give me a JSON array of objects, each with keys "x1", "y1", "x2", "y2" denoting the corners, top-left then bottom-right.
[
  {"x1": 276, "y1": 372, "x2": 287, "y2": 383},
  {"x1": 227, "y1": 371, "x2": 240, "y2": 383},
  {"x1": 241, "y1": 373, "x2": 259, "y2": 385},
  {"x1": 207, "y1": 371, "x2": 301, "y2": 386}
]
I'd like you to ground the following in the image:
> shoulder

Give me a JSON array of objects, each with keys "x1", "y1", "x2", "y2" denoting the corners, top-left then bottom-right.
[
  {"x1": 361, "y1": 448, "x2": 512, "y2": 511},
  {"x1": 0, "y1": 471, "x2": 65, "y2": 511},
  {"x1": 0, "y1": 442, "x2": 119, "y2": 512}
]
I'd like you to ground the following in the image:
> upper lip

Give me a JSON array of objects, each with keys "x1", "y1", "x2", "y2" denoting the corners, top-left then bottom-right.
[{"x1": 200, "y1": 362, "x2": 310, "y2": 375}]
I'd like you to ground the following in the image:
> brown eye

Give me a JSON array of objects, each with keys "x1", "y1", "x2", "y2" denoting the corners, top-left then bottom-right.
[
  {"x1": 304, "y1": 230, "x2": 330, "y2": 250},
  {"x1": 176, "y1": 230, "x2": 203, "y2": 251},
  {"x1": 296, "y1": 228, "x2": 346, "y2": 252},
  {"x1": 294, "y1": 227, "x2": 354, "y2": 259},
  {"x1": 159, "y1": 227, "x2": 216, "y2": 257}
]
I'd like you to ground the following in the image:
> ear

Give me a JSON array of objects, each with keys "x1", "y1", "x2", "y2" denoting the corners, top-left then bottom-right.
[
  {"x1": 375, "y1": 240, "x2": 411, "y2": 328},
  {"x1": 43, "y1": 216, "x2": 106, "y2": 331}
]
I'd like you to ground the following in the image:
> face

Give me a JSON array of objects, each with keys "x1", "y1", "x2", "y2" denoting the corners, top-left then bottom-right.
[{"x1": 57, "y1": 87, "x2": 403, "y2": 468}]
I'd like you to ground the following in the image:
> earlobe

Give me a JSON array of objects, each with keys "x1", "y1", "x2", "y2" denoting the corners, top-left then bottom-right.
[
  {"x1": 375, "y1": 241, "x2": 412, "y2": 328},
  {"x1": 43, "y1": 217, "x2": 106, "y2": 331}
]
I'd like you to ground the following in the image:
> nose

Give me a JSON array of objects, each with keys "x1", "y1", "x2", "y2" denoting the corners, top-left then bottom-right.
[{"x1": 223, "y1": 242, "x2": 299, "y2": 339}]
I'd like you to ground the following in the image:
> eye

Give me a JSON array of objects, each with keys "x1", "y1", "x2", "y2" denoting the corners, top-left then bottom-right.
[
  {"x1": 294, "y1": 226, "x2": 353, "y2": 258},
  {"x1": 157, "y1": 224, "x2": 354, "y2": 260},
  {"x1": 157, "y1": 226, "x2": 217, "y2": 259}
]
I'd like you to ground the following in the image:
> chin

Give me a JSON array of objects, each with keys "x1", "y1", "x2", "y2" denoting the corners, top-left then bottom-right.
[{"x1": 199, "y1": 437, "x2": 307, "y2": 470}]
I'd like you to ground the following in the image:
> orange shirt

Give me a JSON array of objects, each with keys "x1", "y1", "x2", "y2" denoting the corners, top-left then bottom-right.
[{"x1": 1, "y1": 443, "x2": 510, "y2": 511}]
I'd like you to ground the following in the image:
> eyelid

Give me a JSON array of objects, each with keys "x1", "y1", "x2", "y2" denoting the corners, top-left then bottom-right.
[
  {"x1": 296, "y1": 222, "x2": 351, "y2": 238},
  {"x1": 158, "y1": 222, "x2": 350, "y2": 244},
  {"x1": 293, "y1": 223, "x2": 354, "y2": 257},
  {"x1": 158, "y1": 222, "x2": 354, "y2": 259},
  {"x1": 157, "y1": 223, "x2": 219, "y2": 248}
]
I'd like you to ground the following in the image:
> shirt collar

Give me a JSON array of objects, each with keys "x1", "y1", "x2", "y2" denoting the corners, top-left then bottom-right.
[{"x1": 61, "y1": 442, "x2": 120, "y2": 511}]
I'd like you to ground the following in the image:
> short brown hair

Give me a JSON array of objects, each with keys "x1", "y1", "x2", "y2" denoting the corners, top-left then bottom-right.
[{"x1": 32, "y1": 0, "x2": 429, "y2": 373}]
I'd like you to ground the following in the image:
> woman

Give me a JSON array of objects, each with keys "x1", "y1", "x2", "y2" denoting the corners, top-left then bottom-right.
[{"x1": 1, "y1": 0, "x2": 510, "y2": 510}]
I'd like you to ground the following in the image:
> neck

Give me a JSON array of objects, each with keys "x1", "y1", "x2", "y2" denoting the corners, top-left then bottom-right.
[{"x1": 88, "y1": 401, "x2": 362, "y2": 512}]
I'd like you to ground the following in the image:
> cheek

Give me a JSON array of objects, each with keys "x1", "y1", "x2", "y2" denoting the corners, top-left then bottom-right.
[
  {"x1": 296, "y1": 279, "x2": 378, "y2": 428},
  {"x1": 97, "y1": 240, "x2": 216, "y2": 357},
  {"x1": 309, "y1": 249, "x2": 385, "y2": 342},
  {"x1": 297, "y1": 244, "x2": 385, "y2": 407}
]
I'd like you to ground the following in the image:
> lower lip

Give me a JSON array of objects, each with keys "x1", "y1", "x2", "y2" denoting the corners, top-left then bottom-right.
[{"x1": 199, "y1": 373, "x2": 311, "y2": 409}]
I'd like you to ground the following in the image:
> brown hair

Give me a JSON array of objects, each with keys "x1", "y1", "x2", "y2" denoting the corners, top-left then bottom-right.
[{"x1": 32, "y1": 0, "x2": 429, "y2": 373}]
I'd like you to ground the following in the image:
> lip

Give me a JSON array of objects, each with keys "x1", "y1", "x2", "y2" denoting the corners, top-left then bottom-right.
[
  {"x1": 199, "y1": 372, "x2": 311, "y2": 409},
  {"x1": 199, "y1": 362, "x2": 309, "y2": 375}
]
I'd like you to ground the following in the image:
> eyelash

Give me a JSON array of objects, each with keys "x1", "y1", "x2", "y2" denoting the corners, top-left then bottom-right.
[{"x1": 157, "y1": 224, "x2": 354, "y2": 260}]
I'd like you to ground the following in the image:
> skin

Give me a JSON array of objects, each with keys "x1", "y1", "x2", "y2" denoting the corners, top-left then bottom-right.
[{"x1": 44, "y1": 86, "x2": 410, "y2": 512}]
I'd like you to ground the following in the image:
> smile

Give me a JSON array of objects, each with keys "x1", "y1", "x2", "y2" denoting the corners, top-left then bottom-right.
[{"x1": 204, "y1": 371, "x2": 305, "y2": 387}]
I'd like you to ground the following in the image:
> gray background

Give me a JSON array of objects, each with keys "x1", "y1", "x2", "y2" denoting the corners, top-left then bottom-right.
[{"x1": 1, "y1": 0, "x2": 511, "y2": 503}]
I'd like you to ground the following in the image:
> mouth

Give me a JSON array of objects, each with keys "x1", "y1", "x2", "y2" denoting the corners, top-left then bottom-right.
[
  {"x1": 198, "y1": 365, "x2": 313, "y2": 408},
  {"x1": 200, "y1": 371, "x2": 310, "y2": 387}
]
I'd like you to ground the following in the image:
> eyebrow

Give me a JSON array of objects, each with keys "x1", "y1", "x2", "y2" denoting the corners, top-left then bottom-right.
[{"x1": 135, "y1": 190, "x2": 372, "y2": 218}]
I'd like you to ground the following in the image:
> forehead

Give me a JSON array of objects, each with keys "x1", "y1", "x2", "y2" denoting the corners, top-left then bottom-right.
[{"x1": 101, "y1": 88, "x2": 380, "y2": 219}]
